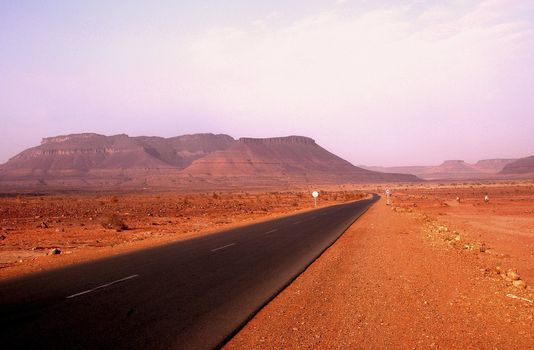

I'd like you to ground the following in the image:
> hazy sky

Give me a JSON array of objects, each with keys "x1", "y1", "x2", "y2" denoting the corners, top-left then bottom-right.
[{"x1": 1, "y1": 0, "x2": 534, "y2": 166}]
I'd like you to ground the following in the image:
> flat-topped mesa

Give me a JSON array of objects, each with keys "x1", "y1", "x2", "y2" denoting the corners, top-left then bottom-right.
[
  {"x1": 41, "y1": 133, "x2": 114, "y2": 145},
  {"x1": 238, "y1": 136, "x2": 315, "y2": 145},
  {"x1": 441, "y1": 160, "x2": 466, "y2": 165}
]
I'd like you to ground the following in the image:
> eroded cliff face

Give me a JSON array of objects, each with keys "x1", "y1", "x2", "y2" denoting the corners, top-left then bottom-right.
[
  {"x1": 475, "y1": 159, "x2": 516, "y2": 173},
  {"x1": 40, "y1": 133, "x2": 112, "y2": 145},
  {"x1": 1, "y1": 133, "x2": 236, "y2": 175},
  {"x1": 238, "y1": 136, "x2": 316, "y2": 145},
  {"x1": 500, "y1": 155, "x2": 534, "y2": 174}
]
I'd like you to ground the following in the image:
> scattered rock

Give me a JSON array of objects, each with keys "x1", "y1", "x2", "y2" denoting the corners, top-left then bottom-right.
[
  {"x1": 506, "y1": 269, "x2": 520, "y2": 281},
  {"x1": 101, "y1": 214, "x2": 129, "y2": 231},
  {"x1": 39, "y1": 221, "x2": 49, "y2": 229},
  {"x1": 501, "y1": 274, "x2": 513, "y2": 282},
  {"x1": 48, "y1": 248, "x2": 61, "y2": 255},
  {"x1": 512, "y1": 280, "x2": 526, "y2": 289},
  {"x1": 0, "y1": 234, "x2": 6, "y2": 241},
  {"x1": 479, "y1": 243, "x2": 486, "y2": 253}
]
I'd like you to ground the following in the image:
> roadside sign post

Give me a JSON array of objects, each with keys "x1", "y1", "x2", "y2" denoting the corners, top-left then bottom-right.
[
  {"x1": 385, "y1": 188, "x2": 391, "y2": 205},
  {"x1": 312, "y1": 191, "x2": 319, "y2": 208}
]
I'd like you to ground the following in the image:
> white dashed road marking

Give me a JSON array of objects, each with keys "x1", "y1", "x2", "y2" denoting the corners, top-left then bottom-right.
[
  {"x1": 66, "y1": 274, "x2": 139, "y2": 299},
  {"x1": 211, "y1": 243, "x2": 236, "y2": 252}
]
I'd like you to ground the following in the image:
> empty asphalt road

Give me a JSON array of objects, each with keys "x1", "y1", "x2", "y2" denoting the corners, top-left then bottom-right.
[{"x1": 0, "y1": 195, "x2": 378, "y2": 349}]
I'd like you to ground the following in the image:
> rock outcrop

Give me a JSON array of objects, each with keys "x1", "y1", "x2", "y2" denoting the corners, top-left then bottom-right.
[
  {"x1": 361, "y1": 158, "x2": 518, "y2": 180},
  {"x1": 0, "y1": 133, "x2": 419, "y2": 189},
  {"x1": 500, "y1": 155, "x2": 534, "y2": 175}
]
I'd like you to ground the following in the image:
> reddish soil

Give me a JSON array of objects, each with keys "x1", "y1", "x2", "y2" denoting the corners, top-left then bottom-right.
[
  {"x1": 0, "y1": 190, "x2": 365, "y2": 280},
  {"x1": 226, "y1": 182, "x2": 534, "y2": 349}
]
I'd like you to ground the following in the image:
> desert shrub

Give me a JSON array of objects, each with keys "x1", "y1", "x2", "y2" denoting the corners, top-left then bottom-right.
[{"x1": 101, "y1": 214, "x2": 128, "y2": 231}]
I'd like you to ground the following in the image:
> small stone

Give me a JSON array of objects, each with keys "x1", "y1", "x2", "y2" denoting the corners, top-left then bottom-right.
[
  {"x1": 512, "y1": 280, "x2": 526, "y2": 289},
  {"x1": 39, "y1": 221, "x2": 49, "y2": 229},
  {"x1": 506, "y1": 269, "x2": 520, "y2": 281},
  {"x1": 48, "y1": 248, "x2": 61, "y2": 255},
  {"x1": 479, "y1": 243, "x2": 486, "y2": 253},
  {"x1": 0, "y1": 234, "x2": 6, "y2": 241},
  {"x1": 501, "y1": 274, "x2": 513, "y2": 282}
]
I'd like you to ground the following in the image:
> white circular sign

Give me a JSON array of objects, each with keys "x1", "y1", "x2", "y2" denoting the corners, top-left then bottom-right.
[{"x1": 312, "y1": 191, "x2": 319, "y2": 198}]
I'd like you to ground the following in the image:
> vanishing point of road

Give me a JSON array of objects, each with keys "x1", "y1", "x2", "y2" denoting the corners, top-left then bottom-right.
[{"x1": 0, "y1": 195, "x2": 378, "y2": 349}]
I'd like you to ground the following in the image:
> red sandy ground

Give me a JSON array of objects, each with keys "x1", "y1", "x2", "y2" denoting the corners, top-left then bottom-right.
[
  {"x1": 0, "y1": 190, "x2": 364, "y2": 280},
  {"x1": 226, "y1": 182, "x2": 534, "y2": 349}
]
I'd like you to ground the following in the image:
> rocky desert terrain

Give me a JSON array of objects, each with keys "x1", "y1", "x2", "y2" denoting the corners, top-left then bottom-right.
[
  {"x1": 0, "y1": 189, "x2": 367, "y2": 280},
  {"x1": 2, "y1": 181, "x2": 533, "y2": 348},
  {"x1": 226, "y1": 181, "x2": 534, "y2": 349}
]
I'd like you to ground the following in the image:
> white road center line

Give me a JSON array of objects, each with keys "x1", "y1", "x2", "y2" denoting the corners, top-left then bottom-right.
[
  {"x1": 211, "y1": 243, "x2": 236, "y2": 252},
  {"x1": 66, "y1": 274, "x2": 139, "y2": 299},
  {"x1": 264, "y1": 229, "x2": 279, "y2": 235}
]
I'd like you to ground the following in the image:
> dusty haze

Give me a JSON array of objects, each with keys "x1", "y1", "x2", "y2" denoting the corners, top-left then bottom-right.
[{"x1": 1, "y1": 1, "x2": 534, "y2": 166}]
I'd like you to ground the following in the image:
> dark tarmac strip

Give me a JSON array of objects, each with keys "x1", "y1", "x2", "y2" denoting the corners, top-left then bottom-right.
[{"x1": 0, "y1": 195, "x2": 378, "y2": 350}]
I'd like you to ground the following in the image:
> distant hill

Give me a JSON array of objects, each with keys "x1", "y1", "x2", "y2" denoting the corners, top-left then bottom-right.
[
  {"x1": 0, "y1": 133, "x2": 234, "y2": 177},
  {"x1": 0, "y1": 133, "x2": 418, "y2": 190},
  {"x1": 360, "y1": 159, "x2": 517, "y2": 181},
  {"x1": 500, "y1": 155, "x2": 534, "y2": 175}
]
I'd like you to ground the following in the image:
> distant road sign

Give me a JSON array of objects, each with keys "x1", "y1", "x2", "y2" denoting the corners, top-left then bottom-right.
[
  {"x1": 385, "y1": 188, "x2": 391, "y2": 205},
  {"x1": 312, "y1": 191, "x2": 319, "y2": 198}
]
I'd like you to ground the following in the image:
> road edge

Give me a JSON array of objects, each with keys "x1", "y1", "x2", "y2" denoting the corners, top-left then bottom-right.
[{"x1": 216, "y1": 194, "x2": 380, "y2": 349}]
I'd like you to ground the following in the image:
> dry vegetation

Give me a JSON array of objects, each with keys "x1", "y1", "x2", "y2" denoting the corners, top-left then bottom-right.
[{"x1": 0, "y1": 189, "x2": 366, "y2": 279}]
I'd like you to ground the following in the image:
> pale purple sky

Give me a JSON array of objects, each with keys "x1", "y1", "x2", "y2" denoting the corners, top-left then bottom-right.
[{"x1": 1, "y1": 0, "x2": 534, "y2": 166}]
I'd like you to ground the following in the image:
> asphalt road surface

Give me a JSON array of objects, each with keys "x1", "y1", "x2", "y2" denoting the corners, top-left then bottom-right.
[{"x1": 0, "y1": 195, "x2": 378, "y2": 349}]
